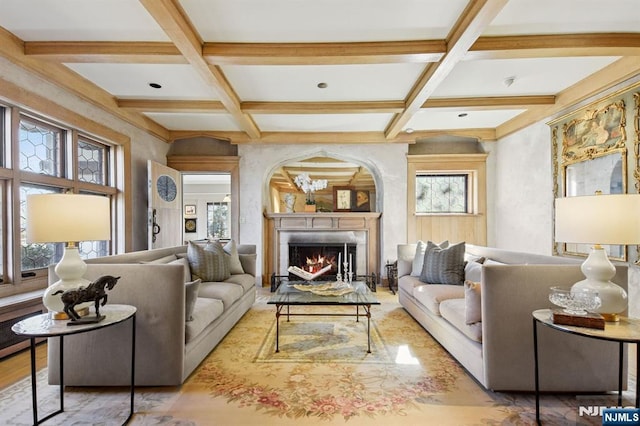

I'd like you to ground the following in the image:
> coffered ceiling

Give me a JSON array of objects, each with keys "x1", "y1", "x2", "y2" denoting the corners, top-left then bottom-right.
[{"x1": 1, "y1": 0, "x2": 640, "y2": 145}]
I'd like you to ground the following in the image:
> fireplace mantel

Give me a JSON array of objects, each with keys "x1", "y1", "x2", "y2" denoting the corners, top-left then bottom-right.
[{"x1": 263, "y1": 212, "x2": 381, "y2": 286}]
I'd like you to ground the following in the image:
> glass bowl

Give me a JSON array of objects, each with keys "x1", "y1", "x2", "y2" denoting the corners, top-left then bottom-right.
[{"x1": 549, "y1": 287, "x2": 601, "y2": 316}]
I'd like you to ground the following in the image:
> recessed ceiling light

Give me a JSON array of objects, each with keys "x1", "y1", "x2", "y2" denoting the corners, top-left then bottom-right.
[
  {"x1": 404, "y1": 128, "x2": 414, "y2": 134},
  {"x1": 458, "y1": 113, "x2": 468, "y2": 118},
  {"x1": 317, "y1": 82, "x2": 328, "y2": 89},
  {"x1": 149, "y1": 82, "x2": 162, "y2": 89}
]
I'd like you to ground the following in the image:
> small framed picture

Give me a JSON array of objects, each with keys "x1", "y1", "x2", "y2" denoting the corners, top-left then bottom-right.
[
  {"x1": 333, "y1": 187, "x2": 353, "y2": 212},
  {"x1": 352, "y1": 190, "x2": 370, "y2": 212},
  {"x1": 184, "y1": 218, "x2": 197, "y2": 233},
  {"x1": 184, "y1": 204, "x2": 196, "y2": 215}
]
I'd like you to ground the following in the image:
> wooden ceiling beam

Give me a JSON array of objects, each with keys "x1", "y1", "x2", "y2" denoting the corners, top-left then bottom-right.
[
  {"x1": 203, "y1": 40, "x2": 445, "y2": 65},
  {"x1": 385, "y1": 0, "x2": 509, "y2": 139},
  {"x1": 242, "y1": 101, "x2": 405, "y2": 114},
  {"x1": 467, "y1": 33, "x2": 640, "y2": 60},
  {"x1": 24, "y1": 41, "x2": 186, "y2": 63},
  {"x1": 139, "y1": 0, "x2": 261, "y2": 138},
  {"x1": 423, "y1": 95, "x2": 555, "y2": 109},
  {"x1": 168, "y1": 129, "x2": 496, "y2": 144},
  {"x1": 118, "y1": 99, "x2": 226, "y2": 112},
  {"x1": 117, "y1": 96, "x2": 552, "y2": 115}
]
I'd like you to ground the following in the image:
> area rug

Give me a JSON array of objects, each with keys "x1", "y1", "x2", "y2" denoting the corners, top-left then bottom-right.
[{"x1": 0, "y1": 289, "x2": 634, "y2": 425}]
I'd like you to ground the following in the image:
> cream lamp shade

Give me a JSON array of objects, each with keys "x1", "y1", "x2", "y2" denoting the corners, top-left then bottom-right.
[
  {"x1": 26, "y1": 193, "x2": 111, "y2": 317},
  {"x1": 555, "y1": 194, "x2": 640, "y2": 320}
]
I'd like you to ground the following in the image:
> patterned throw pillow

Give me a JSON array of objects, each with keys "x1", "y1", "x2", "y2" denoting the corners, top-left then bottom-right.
[
  {"x1": 187, "y1": 241, "x2": 230, "y2": 282},
  {"x1": 411, "y1": 240, "x2": 449, "y2": 276},
  {"x1": 420, "y1": 241, "x2": 465, "y2": 285}
]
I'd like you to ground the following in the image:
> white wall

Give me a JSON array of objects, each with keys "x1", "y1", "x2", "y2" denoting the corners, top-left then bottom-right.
[
  {"x1": 489, "y1": 121, "x2": 555, "y2": 255},
  {"x1": 491, "y1": 78, "x2": 640, "y2": 317},
  {"x1": 238, "y1": 144, "x2": 408, "y2": 281},
  {"x1": 0, "y1": 56, "x2": 170, "y2": 251}
]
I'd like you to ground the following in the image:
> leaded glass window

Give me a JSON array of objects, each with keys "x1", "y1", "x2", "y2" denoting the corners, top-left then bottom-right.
[
  {"x1": 416, "y1": 174, "x2": 468, "y2": 213},
  {"x1": 19, "y1": 116, "x2": 63, "y2": 176}
]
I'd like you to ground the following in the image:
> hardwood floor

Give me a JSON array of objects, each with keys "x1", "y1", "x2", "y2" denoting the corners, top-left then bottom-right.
[{"x1": 0, "y1": 342, "x2": 47, "y2": 389}]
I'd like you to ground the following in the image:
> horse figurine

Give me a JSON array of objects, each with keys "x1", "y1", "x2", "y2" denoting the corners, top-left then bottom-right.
[{"x1": 53, "y1": 275, "x2": 120, "y2": 321}]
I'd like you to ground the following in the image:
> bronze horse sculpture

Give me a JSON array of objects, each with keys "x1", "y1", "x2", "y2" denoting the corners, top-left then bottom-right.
[{"x1": 53, "y1": 275, "x2": 120, "y2": 321}]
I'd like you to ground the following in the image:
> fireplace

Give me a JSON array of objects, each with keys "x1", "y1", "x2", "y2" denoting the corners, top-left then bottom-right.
[
  {"x1": 288, "y1": 243, "x2": 357, "y2": 280},
  {"x1": 264, "y1": 212, "x2": 381, "y2": 288}
]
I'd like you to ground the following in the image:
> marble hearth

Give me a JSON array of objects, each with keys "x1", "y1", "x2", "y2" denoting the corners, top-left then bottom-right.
[{"x1": 263, "y1": 212, "x2": 381, "y2": 286}]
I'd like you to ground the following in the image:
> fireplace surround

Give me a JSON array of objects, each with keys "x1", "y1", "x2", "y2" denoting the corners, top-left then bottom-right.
[{"x1": 263, "y1": 212, "x2": 381, "y2": 287}]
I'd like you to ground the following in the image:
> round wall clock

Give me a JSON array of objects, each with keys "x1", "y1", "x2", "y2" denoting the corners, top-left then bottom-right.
[
  {"x1": 156, "y1": 175, "x2": 177, "y2": 202},
  {"x1": 184, "y1": 218, "x2": 197, "y2": 233}
]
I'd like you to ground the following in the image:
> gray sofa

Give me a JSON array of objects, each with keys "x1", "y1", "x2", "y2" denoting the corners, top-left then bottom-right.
[
  {"x1": 398, "y1": 243, "x2": 628, "y2": 392},
  {"x1": 47, "y1": 243, "x2": 257, "y2": 386}
]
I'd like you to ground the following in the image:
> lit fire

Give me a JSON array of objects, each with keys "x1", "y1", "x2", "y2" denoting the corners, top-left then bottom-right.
[{"x1": 304, "y1": 254, "x2": 335, "y2": 273}]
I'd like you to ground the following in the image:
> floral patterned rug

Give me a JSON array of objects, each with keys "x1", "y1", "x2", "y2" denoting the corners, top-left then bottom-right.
[{"x1": 0, "y1": 289, "x2": 634, "y2": 425}]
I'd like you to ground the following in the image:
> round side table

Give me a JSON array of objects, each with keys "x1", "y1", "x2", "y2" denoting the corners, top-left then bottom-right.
[
  {"x1": 532, "y1": 309, "x2": 640, "y2": 425},
  {"x1": 12, "y1": 304, "x2": 137, "y2": 425}
]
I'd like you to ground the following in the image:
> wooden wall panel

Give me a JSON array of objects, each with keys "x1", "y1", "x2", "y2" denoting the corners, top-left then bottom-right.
[{"x1": 407, "y1": 154, "x2": 487, "y2": 245}]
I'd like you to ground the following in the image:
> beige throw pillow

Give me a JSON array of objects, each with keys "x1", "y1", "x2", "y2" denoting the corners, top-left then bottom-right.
[
  {"x1": 187, "y1": 241, "x2": 230, "y2": 282},
  {"x1": 464, "y1": 280, "x2": 482, "y2": 324},
  {"x1": 185, "y1": 278, "x2": 202, "y2": 322},
  {"x1": 223, "y1": 239, "x2": 245, "y2": 275}
]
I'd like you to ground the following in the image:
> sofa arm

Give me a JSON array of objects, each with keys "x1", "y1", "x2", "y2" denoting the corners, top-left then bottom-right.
[
  {"x1": 481, "y1": 263, "x2": 628, "y2": 391},
  {"x1": 48, "y1": 263, "x2": 187, "y2": 386}
]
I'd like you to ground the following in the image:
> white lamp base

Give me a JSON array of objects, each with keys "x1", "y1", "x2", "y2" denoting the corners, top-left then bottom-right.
[
  {"x1": 43, "y1": 246, "x2": 92, "y2": 316},
  {"x1": 571, "y1": 246, "x2": 627, "y2": 321}
]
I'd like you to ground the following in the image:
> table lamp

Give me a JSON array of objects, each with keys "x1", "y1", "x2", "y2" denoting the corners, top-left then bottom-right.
[
  {"x1": 26, "y1": 193, "x2": 111, "y2": 317},
  {"x1": 555, "y1": 193, "x2": 640, "y2": 321}
]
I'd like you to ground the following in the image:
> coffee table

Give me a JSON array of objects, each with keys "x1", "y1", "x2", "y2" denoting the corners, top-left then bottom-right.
[{"x1": 268, "y1": 281, "x2": 380, "y2": 353}]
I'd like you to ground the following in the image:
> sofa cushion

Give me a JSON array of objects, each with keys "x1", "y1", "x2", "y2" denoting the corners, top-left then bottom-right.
[
  {"x1": 185, "y1": 279, "x2": 202, "y2": 322},
  {"x1": 413, "y1": 284, "x2": 465, "y2": 316},
  {"x1": 187, "y1": 241, "x2": 231, "y2": 281},
  {"x1": 198, "y1": 282, "x2": 244, "y2": 309},
  {"x1": 399, "y1": 275, "x2": 425, "y2": 295},
  {"x1": 224, "y1": 239, "x2": 245, "y2": 275},
  {"x1": 439, "y1": 298, "x2": 482, "y2": 343},
  {"x1": 185, "y1": 297, "x2": 224, "y2": 343},
  {"x1": 420, "y1": 241, "x2": 465, "y2": 285},
  {"x1": 464, "y1": 280, "x2": 481, "y2": 324},
  {"x1": 224, "y1": 273, "x2": 255, "y2": 293}
]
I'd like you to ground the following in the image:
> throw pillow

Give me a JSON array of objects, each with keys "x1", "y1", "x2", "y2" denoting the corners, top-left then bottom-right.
[
  {"x1": 420, "y1": 241, "x2": 465, "y2": 285},
  {"x1": 464, "y1": 280, "x2": 481, "y2": 324},
  {"x1": 187, "y1": 241, "x2": 231, "y2": 282},
  {"x1": 464, "y1": 260, "x2": 483, "y2": 283},
  {"x1": 223, "y1": 239, "x2": 245, "y2": 275},
  {"x1": 412, "y1": 240, "x2": 448, "y2": 276},
  {"x1": 185, "y1": 278, "x2": 202, "y2": 322}
]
